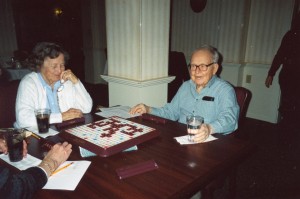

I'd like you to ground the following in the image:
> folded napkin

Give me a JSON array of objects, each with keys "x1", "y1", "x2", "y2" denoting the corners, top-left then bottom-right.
[
  {"x1": 26, "y1": 127, "x2": 59, "y2": 139},
  {"x1": 174, "y1": 135, "x2": 217, "y2": 145}
]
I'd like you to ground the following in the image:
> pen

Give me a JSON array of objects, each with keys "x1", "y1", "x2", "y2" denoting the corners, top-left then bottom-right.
[
  {"x1": 31, "y1": 133, "x2": 41, "y2": 140},
  {"x1": 51, "y1": 162, "x2": 74, "y2": 176},
  {"x1": 21, "y1": 129, "x2": 40, "y2": 139}
]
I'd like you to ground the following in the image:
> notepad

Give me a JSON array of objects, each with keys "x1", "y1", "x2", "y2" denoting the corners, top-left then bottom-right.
[{"x1": 44, "y1": 160, "x2": 91, "y2": 190}]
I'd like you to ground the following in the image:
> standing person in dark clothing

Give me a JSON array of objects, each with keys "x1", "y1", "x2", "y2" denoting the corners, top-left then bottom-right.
[
  {"x1": 0, "y1": 138, "x2": 72, "y2": 199},
  {"x1": 265, "y1": 12, "x2": 300, "y2": 126}
]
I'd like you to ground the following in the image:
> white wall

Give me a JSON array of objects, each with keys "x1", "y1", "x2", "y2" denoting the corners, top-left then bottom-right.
[
  {"x1": 242, "y1": 64, "x2": 280, "y2": 123},
  {"x1": 220, "y1": 63, "x2": 280, "y2": 123}
]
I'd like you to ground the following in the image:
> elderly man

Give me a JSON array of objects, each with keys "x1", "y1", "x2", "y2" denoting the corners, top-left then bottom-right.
[
  {"x1": 14, "y1": 42, "x2": 93, "y2": 128},
  {"x1": 130, "y1": 45, "x2": 239, "y2": 142}
]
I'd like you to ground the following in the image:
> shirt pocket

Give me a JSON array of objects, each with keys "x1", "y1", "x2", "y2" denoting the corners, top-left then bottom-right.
[{"x1": 198, "y1": 100, "x2": 217, "y2": 122}]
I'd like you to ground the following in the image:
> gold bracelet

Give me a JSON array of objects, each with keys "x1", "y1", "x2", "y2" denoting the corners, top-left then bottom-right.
[
  {"x1": 49, "y1": 158, "x2": 59, "y2": 170},
  {"x1": 39, "y1": 159, "x2": 56, "y2": 175},
  {"x1": 40, "y1": 161, "x2": 54, "y2": 172},
  {"x1": 39, "y1": 163, "x2": 53, "y2": 176}
]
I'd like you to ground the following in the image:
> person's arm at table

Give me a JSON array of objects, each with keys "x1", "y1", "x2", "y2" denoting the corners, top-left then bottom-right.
[
  {"x1": 0, "y1": 138, "x2": 44, "y2": 198},
  {"x1": 187, "y1": 85, "x2": 239, "y2": 143},
  {"x1": 129, "y1": 103, "x2": 151, "y2": 115},
  {"x1": 0, "y1": 166, "x2": 48, "y2": 199},
  {"x1": 0, "y1": 140, "x2": 72, "y2": 198},
  {"x1": 58, "y1": 69, "x2": 93, "y2": 119},
  {"x1": 38, "y1": 142, "x2": 72, "y2": 177}
]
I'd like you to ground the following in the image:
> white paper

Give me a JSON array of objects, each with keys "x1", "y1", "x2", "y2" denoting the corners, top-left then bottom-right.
[
  {"x1": 79, "y1": 147, "x2": 97, "y2": 157},
  {"x1": 79, "y1": 145, "x2": 138, "y2": 157},
  {"x1": 174, "y1": 135, "x2": 217, "y2": 145},
  {"x1": 44, "y1": 161, "x2": 91, "y2": 190},
  {"x1": 95, "y1": 106, "x2": 140, "y2": 119},
  {"x1": 26, "y1": 127, "x2": 59, "y2": 138},
  {"x1": 0, "y1": 154, "x2": 91, "y2": 191},
  {"x1": 0, "y1": 153, "x2": 41, "y2": 170}
]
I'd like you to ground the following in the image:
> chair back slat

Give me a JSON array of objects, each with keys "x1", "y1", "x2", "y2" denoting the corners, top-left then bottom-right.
[{"x1": 233, "y1": 86, "x2": 252, "y2": 137}]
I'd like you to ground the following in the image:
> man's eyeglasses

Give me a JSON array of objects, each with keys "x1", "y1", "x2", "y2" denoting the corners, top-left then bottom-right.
[{"x1": 188, "y1": 62, "x2": 215, "y2": 71}]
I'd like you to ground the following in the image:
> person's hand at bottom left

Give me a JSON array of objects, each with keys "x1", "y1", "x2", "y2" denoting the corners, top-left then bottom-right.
[
  {"x1": 0, "y1": 138, "x2": 8, "y2": 154},
  {"x1": 38, "y1": 142, "x2": 72, "y2": 177},
  {"x1": 0, "y1": 139, "x2": 28, "y2": 157}
]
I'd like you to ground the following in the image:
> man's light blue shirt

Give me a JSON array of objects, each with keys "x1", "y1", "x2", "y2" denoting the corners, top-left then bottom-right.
[{"x1": 151, "y1": 75, "x2": 239, "y2": 134}]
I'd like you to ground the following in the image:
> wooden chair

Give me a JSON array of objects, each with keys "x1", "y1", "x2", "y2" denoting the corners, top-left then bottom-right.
[
  {"x1": 232, "y1": 86, "x2": 252, "y2": 138},
  {"x1": 202, "y1": 86, "x2": 251, "y2": 199},
  {"x1": 0, "y1": 80, "x2": 20, "y2": 128}
]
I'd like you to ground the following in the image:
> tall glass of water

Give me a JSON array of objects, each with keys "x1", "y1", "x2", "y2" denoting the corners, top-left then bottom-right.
[{"x1": 186, "y1": 115, "x2": 204, "y2": 142}]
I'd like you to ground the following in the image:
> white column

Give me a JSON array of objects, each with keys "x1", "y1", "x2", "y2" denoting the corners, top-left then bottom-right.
[{"x1": 102, "y1": 0, "x2": 173, "y2": 107}]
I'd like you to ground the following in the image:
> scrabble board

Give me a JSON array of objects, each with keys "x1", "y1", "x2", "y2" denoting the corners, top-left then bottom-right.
[{"x1": 59, "y1": 116, "x2": 159, "y2": 157}]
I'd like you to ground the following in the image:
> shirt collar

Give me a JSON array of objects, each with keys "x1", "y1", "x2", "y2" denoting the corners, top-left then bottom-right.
[
  {"x1": 37, "y1": 73, "x2": 49, "y2": 88},
  {"x1": 205, "y1": 75, "x2": 217, "y2": 88},
  {"x1": 37, "y1": 73, "x2": 61, "y2": 91}
]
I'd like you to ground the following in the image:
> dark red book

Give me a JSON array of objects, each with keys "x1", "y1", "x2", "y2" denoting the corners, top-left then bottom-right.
[
  {"x1": 55, "y1": 117, "x2": 85, "y2": 130},
  {"x1": 141, "y1": 113, "x2": 166, "y2": 124},
  {"x1": 116, "y1": 159, "x2": 159, "y2": 179}
]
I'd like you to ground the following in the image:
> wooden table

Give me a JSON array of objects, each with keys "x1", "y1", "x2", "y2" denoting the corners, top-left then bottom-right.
[{"x1": 3, "y1": 114, "x2": 255, "y2": 199}]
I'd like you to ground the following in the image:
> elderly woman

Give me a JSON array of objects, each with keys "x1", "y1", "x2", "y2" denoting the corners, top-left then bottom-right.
[{"x1": 14, "y1": 42, "x2": 93, "y2": 128}]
